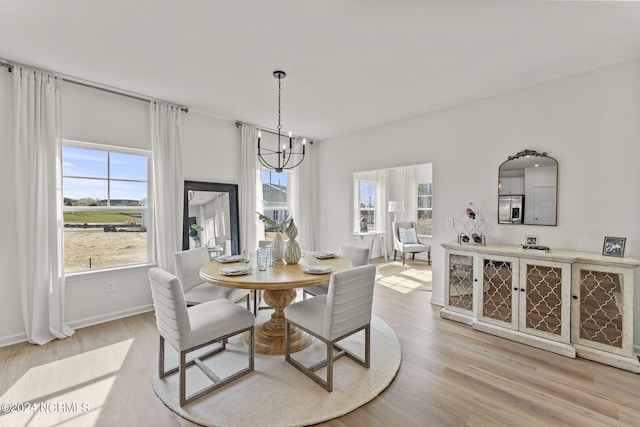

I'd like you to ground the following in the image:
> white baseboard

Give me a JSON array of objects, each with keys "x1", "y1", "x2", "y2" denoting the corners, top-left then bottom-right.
[
  {"x1": 430, "y1": 296, "x2": 444, "y2": 306},
  {"x1": 68, "y1": 304, "x2": 154, "y2": 330},
  {"x1": 0, "y1": 304, "x2": 154, "y2": 348},
  {"x1": 0, "y1": 332, "x2": 28, "y2": 348}
]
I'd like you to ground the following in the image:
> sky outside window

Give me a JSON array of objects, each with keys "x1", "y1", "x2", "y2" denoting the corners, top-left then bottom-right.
[{"x1": 63, "y1": 146, "x2": 147, "y2": 202}]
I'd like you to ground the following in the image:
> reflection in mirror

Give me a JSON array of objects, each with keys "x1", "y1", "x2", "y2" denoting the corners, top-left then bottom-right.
[
  {"x1": 498, "y1": 150, "x2": 557, "y2": 225},
  {"x1": 182, "y1": 181, "x2": 240, "y2": 256}
]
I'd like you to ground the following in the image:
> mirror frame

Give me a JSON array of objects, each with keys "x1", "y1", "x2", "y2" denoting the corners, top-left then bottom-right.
[
  {"x1": 498, "y1": 149, "x2": 558, "y2": 226},
  {"x1": 182, "y1": 180, "x2": 240, "y2": 254}
]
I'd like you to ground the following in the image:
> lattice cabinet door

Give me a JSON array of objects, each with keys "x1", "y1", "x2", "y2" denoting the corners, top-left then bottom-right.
[
  {"x1": 445, "y1": 250, "x2": 476, "y2": 316},
  {"x1": 518, "y1": 258, "x2": 571, "y2": 343},
  {"x1": 478, "y1": 254, "x2": 519, "y2": 330},
  {"x1": 571, "y1": 263, "x2": 636, "y2": 358}
]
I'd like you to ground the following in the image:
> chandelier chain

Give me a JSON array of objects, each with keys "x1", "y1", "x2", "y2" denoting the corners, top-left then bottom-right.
[{"x1": 277, "y1": 76, "x2": 282, "y2": 133}]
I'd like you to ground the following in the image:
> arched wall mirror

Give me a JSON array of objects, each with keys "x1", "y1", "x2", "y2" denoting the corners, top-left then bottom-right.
[
  {"x1": 182, "y1": 181, "x2": 240, "y2": 255},
  {"x1": 498, "y1": 150, "x2": 558, "y2": 225}
]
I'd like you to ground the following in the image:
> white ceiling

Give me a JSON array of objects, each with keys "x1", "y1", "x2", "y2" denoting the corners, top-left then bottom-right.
[{"x1": 2, "y1": 1, "x2": 640, "y2": 140}]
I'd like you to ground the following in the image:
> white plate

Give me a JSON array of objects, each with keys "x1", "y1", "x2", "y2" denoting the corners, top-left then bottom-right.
[
  {"x1": 219, "y1": 266, "x2": 252, "y2": 276},
  {"x1": 215, "y1": 255, "x2": 243, "y2": 263},
  {"x1": 303, "y1": 266, "x2": 333, "y2": 274},
  {"x1": 315, "y1": 252, "x2": 336, "y2": 259}
]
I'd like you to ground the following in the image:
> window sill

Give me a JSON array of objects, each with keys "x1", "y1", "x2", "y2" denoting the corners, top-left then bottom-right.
[{"x1": 65, "y1": 262, "x2": 155, "y2": 280}]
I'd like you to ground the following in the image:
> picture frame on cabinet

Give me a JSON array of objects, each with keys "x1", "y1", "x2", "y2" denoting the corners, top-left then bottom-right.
[
  {"x1": 602, "y1": 236, "x2": 626, "y2": 257},
  {"x1": 525, "y1": 235, "x2": 539, "y2": 245}
]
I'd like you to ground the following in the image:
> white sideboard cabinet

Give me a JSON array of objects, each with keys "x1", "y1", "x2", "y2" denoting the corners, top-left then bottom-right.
[{"x1": 441, "y1": 243, "x2": 640, "y2": 372}]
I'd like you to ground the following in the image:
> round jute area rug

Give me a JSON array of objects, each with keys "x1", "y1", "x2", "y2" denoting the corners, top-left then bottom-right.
[{"x1": 151, "y1": 314, "x2": 401, "y2": 427}]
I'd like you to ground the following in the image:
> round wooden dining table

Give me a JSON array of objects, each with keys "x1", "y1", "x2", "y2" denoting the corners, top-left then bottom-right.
[{"x1": 200, "y1": 256, "x2": 352, "y2": 355}]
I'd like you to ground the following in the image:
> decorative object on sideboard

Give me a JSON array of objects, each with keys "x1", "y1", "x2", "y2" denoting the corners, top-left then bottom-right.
[
  {"x1": 518, "y1": 244, "x2": 550, "y2": 253},
  {"x1": 285, "y1": 219, "x2": 302, "y2": 264},
  {"x1": 257, "y1": 70, "x2": 308, "y2": 172},
  {"x1": 525, "y1": 235, "x2": 539, "y2": 245},
  {"x1": 602, "y1": 236, "x2": 626, "y2": 257},
  {"x1": 454, "y1": 202, "x2": 489, "y2": 246}
]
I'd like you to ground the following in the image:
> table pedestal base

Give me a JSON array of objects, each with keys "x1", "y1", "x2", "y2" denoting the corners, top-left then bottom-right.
[{"x1": 244, "y1": 288, "x2": 314, "y2": 355}]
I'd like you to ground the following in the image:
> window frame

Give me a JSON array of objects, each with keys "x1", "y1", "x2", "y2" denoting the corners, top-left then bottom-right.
[{"x1": 62, "y1": 139, "x2": 152, "y2": 273}]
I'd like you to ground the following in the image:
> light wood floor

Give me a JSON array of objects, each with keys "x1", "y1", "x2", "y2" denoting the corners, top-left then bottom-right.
[{"x1": 2, "y1": 270, "x2": 640, "y2": 426}]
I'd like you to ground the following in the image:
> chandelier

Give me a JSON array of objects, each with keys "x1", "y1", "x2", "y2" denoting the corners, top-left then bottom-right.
[{"x1": 257, "y1": 70, "x2": 307, "y2": 172}]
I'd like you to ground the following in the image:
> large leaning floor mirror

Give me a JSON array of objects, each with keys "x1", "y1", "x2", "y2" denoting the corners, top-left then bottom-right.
[{"x1": 182, "y1": 181, "x2": 240, "y2": 257}]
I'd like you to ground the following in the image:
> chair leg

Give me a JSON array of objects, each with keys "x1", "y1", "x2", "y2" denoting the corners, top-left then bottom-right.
[
  {"x1": 393, "y1": 250, "x2": 397, "y2": 261},
  {"x1": 248, "y1": 326, "x2": 255, "y2": 371},
  {"x1": 158, "y1": 336, "x2": 166, "y2": 378},
  {"x1": 285, "y1": 320, "x2": 291, "y2": 358},
  {"x1": 428, "y1": 250, "x2": 431, "y2": 265},
  {"x1": 326, "y1": 339, "x2": 334, "y2": 392},
  {"x1": 412, "y1": 253, "x2": 416, "y2": 260},
  {"x1": 177, "y1": 326, "x2": 255, "y2": 406},
  {"x1": 402, "y1": 252, "x2": 406, "y2": 266},
  {"x1": 179, "y1": 350, "x2": 187, "y2": 407},
  {"x1": 364, "y1": 324, "x2": 371, "y2": 368}
]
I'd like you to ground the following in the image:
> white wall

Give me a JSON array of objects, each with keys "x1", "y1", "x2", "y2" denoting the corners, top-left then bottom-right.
[
  {"x1": 0, "y1": 74, "x2": 241, "y2": 345},
  {"x1": 316, "y1": 59, "x2": 640, "y2": 347},
  {"x1": 3, "y1": 58, "x2": 640, "y2": 353}
]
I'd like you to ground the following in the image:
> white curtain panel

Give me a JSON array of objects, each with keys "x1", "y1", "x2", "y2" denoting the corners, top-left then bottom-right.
[
  {"x1": 150, "y1": 102, "x2": 184, "y2": 273},
  {"x1": 13, "y1": 66, "x2": 73, "y2": 344},
  {"x1": 290, "y1": 137, "x2": 316, "y2": 251},
  {"x1": 239, "y1": 124, "x2": 261, "y2": 253},
  {"x1": 403, "y1": 165, "x2": 418, "y2": 222},
  {"x1": 376, "y1": 169, "x2": 390, "y2": 255}
]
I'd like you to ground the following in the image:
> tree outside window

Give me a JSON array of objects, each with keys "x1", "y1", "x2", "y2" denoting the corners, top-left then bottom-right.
[{"x1": 417, "y1": 183, "x2": 433, "y2": 236}]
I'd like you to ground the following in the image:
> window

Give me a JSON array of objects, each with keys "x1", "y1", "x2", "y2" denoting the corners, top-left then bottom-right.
[
  {"x1": 62, "y1": 142, "x2": 149, "y2": 272},
  {"x1": 359, "y1": 181, "x2": 376, "y2": 231},
  {"x1": 261, "y1": 170, "x2": 289, "y2": 239},
  {"x1": 417, "y1": 183, "x2": 433, "y2": 236}
]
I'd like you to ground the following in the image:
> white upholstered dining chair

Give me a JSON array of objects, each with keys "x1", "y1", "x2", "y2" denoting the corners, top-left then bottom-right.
[
  {"x1": 392, "y1": 221, "x2": 431, "y2": 265},
  {"x1": 284, "y1": 264, "x2": 376, "y2": 392},
  {"x1": 174, "y1": 247, "x2": 251, "y2": 308},
  {"x1": 148, "y1": 267, "x2": 255, "y2": 406},
  {"x1": 302, "y1": 244, "x2": 370, "y2": 299}
]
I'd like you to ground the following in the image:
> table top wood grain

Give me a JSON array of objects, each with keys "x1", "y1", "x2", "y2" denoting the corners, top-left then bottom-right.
[{"x1": 199, "y1": 256, "x2": 352, "y2": 291}]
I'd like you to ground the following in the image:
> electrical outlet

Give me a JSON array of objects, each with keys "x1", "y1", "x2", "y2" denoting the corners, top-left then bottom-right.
[{"x1": 106, "y1": 282, "x2": 115, "y2": 293}]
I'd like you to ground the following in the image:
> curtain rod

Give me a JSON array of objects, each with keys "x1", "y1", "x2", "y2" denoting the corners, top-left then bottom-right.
[
  {"x1": 235, "y1": 121, "x2": 314, "y2": 144},
  {"x1": 1, "y1": 59, "x2": 188, "y2": 113}
]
